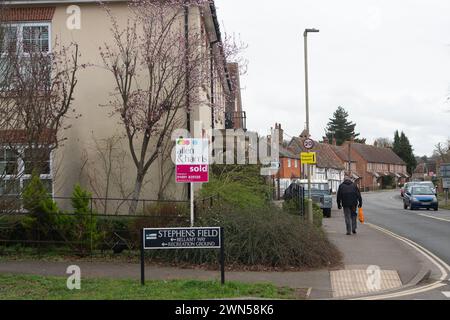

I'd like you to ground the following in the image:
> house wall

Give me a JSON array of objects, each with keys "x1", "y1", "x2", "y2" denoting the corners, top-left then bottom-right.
[
  {"x1": 327, "y1": 168, "x2": 344, "y2": 193},
  {"x1": 278, "y1": 157, "x2": 300, "y2": 179},
  {"x1": 6, "y1": 2, "x2": 228, "y2": 211}
]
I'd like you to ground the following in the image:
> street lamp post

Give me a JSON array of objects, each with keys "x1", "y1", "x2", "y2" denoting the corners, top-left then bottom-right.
[{"x1": 303, "y1": 28, "x2": 319, "y2": 224}]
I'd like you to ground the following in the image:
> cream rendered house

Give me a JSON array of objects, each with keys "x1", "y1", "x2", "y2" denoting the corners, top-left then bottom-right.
[{"x1": 2, "y1": 0, "x2": 233, "y2": 211}]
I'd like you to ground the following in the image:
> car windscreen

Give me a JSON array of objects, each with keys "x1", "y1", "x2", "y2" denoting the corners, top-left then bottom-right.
[{"x1": 411, "y1": 186, "x2": 435, "y2": 195}]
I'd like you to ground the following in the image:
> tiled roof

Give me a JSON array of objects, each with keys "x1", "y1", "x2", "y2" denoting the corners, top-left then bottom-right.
[
  {"x1": 279, "y1": 145, "x2": 298, "y2": 159},
  {"x1": 1, "y1": 7, "x2": 55, "y2": 21},
  {"x1": 330, "y1": 145, "x2": 356, "y2": 162},
  {"x1": 0, "y1": 129, "x2": 56, "y2": 144},
  {"x1": 349, "y1": 143, "x2": 405, "y2": 165},
  {"x1": 288, "y1": 137, "x2": 345, "y2": 170}
]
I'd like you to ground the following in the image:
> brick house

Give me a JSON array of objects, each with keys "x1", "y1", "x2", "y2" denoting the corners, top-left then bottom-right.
[
  {"x1": 335, "y1": 142, "x2": 409, "y2": 191},
  {"x1": 273, "y1": 146, "x2": 301, "y2": 199}
]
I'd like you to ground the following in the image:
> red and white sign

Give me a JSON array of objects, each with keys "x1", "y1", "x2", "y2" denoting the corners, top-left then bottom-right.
[{"x1": 176, "y1": 138, "x2": 209, "y2": 183}]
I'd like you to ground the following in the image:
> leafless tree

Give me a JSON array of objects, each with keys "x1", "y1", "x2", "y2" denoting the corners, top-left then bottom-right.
[
  {"x1": 374, "y1": 137, "x2": 393, "y2": 148},
  {"x1": 434, "y1": 140, "x2": 450, "y2": 163},
  {"x1": 99, "y1": 0, "x2": 242, "y2": 214},
  {"x1": 0, "y1": 6, "x2": 81, "y2": 213}
]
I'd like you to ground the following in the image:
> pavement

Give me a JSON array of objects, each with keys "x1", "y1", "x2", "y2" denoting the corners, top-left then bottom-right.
[{"x1": 319, "y1": 207, "x2": 426, "y2": 299}]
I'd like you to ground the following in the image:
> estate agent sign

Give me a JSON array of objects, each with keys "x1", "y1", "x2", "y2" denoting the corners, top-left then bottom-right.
[{"x1": 176, "y1": 138, "x2": 209, "y2": 183}]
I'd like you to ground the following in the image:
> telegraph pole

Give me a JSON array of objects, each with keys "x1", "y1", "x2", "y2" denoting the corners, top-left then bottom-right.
[{"x1": 303, "y1": 28, "x2": 319, "y2": 224}]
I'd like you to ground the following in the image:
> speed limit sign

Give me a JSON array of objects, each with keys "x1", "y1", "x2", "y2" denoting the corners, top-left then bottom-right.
[{"x1": 303, "y1": 138, "x2": 315, "y2": 150}]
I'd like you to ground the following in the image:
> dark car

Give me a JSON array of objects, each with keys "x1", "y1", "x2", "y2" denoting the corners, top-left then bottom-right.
[{"x1": 403, "y1": 186, "x2": 438, "y2": 211}]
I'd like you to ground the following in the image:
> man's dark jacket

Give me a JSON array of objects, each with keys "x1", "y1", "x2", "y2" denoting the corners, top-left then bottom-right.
[{"x1": 337, "y1": 179, "x2": 362, "y2": 208}]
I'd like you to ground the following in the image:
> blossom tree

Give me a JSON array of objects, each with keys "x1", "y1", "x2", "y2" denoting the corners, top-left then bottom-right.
[{"x1": 100, "y1": 0, "x2": 242, "y2": 213}]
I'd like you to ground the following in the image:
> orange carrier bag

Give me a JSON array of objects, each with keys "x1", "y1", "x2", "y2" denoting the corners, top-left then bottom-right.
[{"x1": 358, "y1": 207, "x2": 365, "y2": 224}]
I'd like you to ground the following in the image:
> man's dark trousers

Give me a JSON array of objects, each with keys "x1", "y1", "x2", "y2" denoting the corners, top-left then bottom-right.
[{"x1": 343, "y1": 207, "x2": 357, "y2": 234}]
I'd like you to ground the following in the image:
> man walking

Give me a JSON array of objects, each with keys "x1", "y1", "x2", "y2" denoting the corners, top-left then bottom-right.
[{"x1": 337, "y1": 176, "x2": 362, "y2": 235}]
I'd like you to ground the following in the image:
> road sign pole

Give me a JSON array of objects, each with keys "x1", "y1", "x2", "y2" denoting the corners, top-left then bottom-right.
[
  {"x1": 220, "y1": 226, "x2": 225, "y2": 285},
  {"x1": 190, "y1": 183, "x2": 195, "y2": 227},
  {"x1": 140, "y1": 229, "x2": 145, "y2": 286}
]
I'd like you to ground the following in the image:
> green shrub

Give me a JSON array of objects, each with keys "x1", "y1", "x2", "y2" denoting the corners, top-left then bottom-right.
[
  {"x1": 312, "y1": 202, "x2": 323, "y2": 228},
  {"x1": 142, "y1": 202, "x2": 189, "y2": 216},
  {"x1": 68, "y1": 184, "x2": 104, "y2": 255},
  {"x1": 200, "y1": 165, "x2": 271, "y2": 209},
  {"x1": 21, "y1": 172, "x2": 63, "y2": 239},
  {"x1": 147, "y1": 206, "x2": 341, "y2": 269}
]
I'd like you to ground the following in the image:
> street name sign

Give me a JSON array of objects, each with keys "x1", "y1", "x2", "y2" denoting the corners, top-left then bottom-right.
[
  {"x1": 440, "y1": 164, "x2": 450, "y2": 178},
  {"x1": 443, "y1": 178, "x2": 450, "y2": 189},
  {"x1": 140, "y1": 227, "x2": 225, "y2": 286},
  {"x1": 143, "y1": 227, "x2": 221, "y2": 250},
  {"x1": 303, "y1": 138, "x2": 315, "y2": 150},
  {"x1": 176, "y1": 138, "x2": 209, "y2": 183},
  {"x1": 301, "y1": 152, "x2": 317, "y2": 164}
]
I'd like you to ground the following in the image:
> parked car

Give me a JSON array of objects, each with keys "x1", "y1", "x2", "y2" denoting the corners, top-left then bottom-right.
[
  {"x1": 297, "y1": 180, "x2": 333, "y2": 218},
  {"x1": 403, "y1": 185, "x2": 438, "y2": 211},
  {"x1": 401, "y1": 182, "x2": 420, "y2": 198},
  {"x1": 418, "y1": 181, "x2": 437, "y2": 195}
]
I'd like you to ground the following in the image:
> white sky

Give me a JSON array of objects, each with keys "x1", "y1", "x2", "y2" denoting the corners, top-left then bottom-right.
[{"x1": 215, "y1": 0, "x2": 450, "y2": 156}]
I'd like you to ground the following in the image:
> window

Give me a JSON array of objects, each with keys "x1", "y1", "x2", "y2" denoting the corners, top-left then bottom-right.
[
  {"x1": 0, "y1": 149, "x2": 18, "y2": 175},
  {"x1": 0, "y1": 146, "x2": 53, "y2": 210},
  {"x1": 287, "y1": 159, "x2": 291, "y2": 168},
  {"x1": 1, "y1": 23, "x2": 50, "y2": 55},
  {"x1": 22, "y1": 25, "x2": 49, "y2": 53},
  {"x1": 0, "y1": 26, "x2": 18, "y2": 54},
  {"x1": 294, "y1": 160, "x2": 298, "y2": 168},
  {"x1": 24, "y1": 148, "x2": 51, "y2": 175},
  {"x1": 0, "y1": 23, "x2": 51, "y2": 90}
]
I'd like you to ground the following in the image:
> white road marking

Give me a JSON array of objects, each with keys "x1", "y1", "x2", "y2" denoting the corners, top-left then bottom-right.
[
  {"x1": 442, "y1": 292, "x2": 450, "y2": 298},
  {"x1": 306, "y1": 287, "x2": 312, "y2": 299},
  {"x1": 351, "y1": 223, "x2": 450, "y2": 300},
  {"x1": 368, "y1": 224, "x2": 450, "y2": 278},
  {"x1": 418, "y1": 214, "x2": 450, "y2": 223}
]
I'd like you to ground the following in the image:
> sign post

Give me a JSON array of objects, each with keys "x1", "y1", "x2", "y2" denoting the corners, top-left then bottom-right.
[
  {"x1": 140, "y1": 229, "x2": 145, "y2": 286},
  {"x1": 440, "y1": 164, "x2": 450, "y2": 207},
  {"x1": 141, "y1": 227, "x2": 224, "y2": 285},
  {"x1": 176, "y1": 139, "x2": 209, "y2": 227}
]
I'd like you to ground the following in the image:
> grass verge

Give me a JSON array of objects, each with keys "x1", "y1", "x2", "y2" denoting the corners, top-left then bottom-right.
[
  {"x1": 438, "y1": 193, "x2": 450, "y2": 210},
  {"x1": 0, "y1": 273, "x2": 297, "y2": 300}
]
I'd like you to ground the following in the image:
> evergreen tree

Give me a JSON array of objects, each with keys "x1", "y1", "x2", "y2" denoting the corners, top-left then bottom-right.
[
  {"x1": 324, "y1": 106, "x2": 363, "y2": 145},
  {"x1": 393, "y1": 130, "x2": 400, "y2": 152},
  {"x1": 392, "y1": 131, "x2": 417, "y2": 175}
]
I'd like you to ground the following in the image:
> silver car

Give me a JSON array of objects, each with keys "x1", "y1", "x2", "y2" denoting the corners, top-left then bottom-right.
[{"x1": 418, "y1": 181, "x2": 437, "y2": 195}]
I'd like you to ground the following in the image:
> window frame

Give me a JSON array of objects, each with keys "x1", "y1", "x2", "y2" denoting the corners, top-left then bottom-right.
[
  {"x1": 0, "y1": 145, "x2": 54, "y2": 204},
  {"x1": 1, "y1": 22, "x2": 52, "y2": 56}
]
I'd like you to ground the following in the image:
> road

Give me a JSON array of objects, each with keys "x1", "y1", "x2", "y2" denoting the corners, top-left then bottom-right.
[{"x1": 362, "y1": 190, "x2": 450, "y2": 300}]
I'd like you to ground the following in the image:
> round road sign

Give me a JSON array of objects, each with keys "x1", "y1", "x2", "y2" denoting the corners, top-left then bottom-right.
[{"x1": 303, "y1": 138, "x2": 315, "y2": 150}]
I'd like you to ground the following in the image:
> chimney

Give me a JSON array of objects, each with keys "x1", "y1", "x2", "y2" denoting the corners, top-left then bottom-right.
[
  {"x1": 374, "y1": 140, "x2": 378, "y2": 147},
  {"x1": 332, "y1": 137, "x2": 337, "y2": 146},
  {"x1": 274, "y1": 123, "x2": 283, "y2": 145},
  {"x1": 323, "y1": 137, "x2": 329, "y2": 144}
]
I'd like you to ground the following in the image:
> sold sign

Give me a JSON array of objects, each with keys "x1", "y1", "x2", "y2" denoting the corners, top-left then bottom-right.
[{"x1": 176, "y1": 139, "x2": 209, "y2": 183}]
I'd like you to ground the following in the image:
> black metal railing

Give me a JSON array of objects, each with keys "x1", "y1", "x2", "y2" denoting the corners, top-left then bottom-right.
[{"x1": 0, "y1": 194, "x2": 221, "y2": 257}]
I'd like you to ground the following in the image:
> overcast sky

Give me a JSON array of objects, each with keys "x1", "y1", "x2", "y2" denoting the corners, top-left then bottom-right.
[{"x1": 215, "y1": 0, "x2": 450, "y2": 156}]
